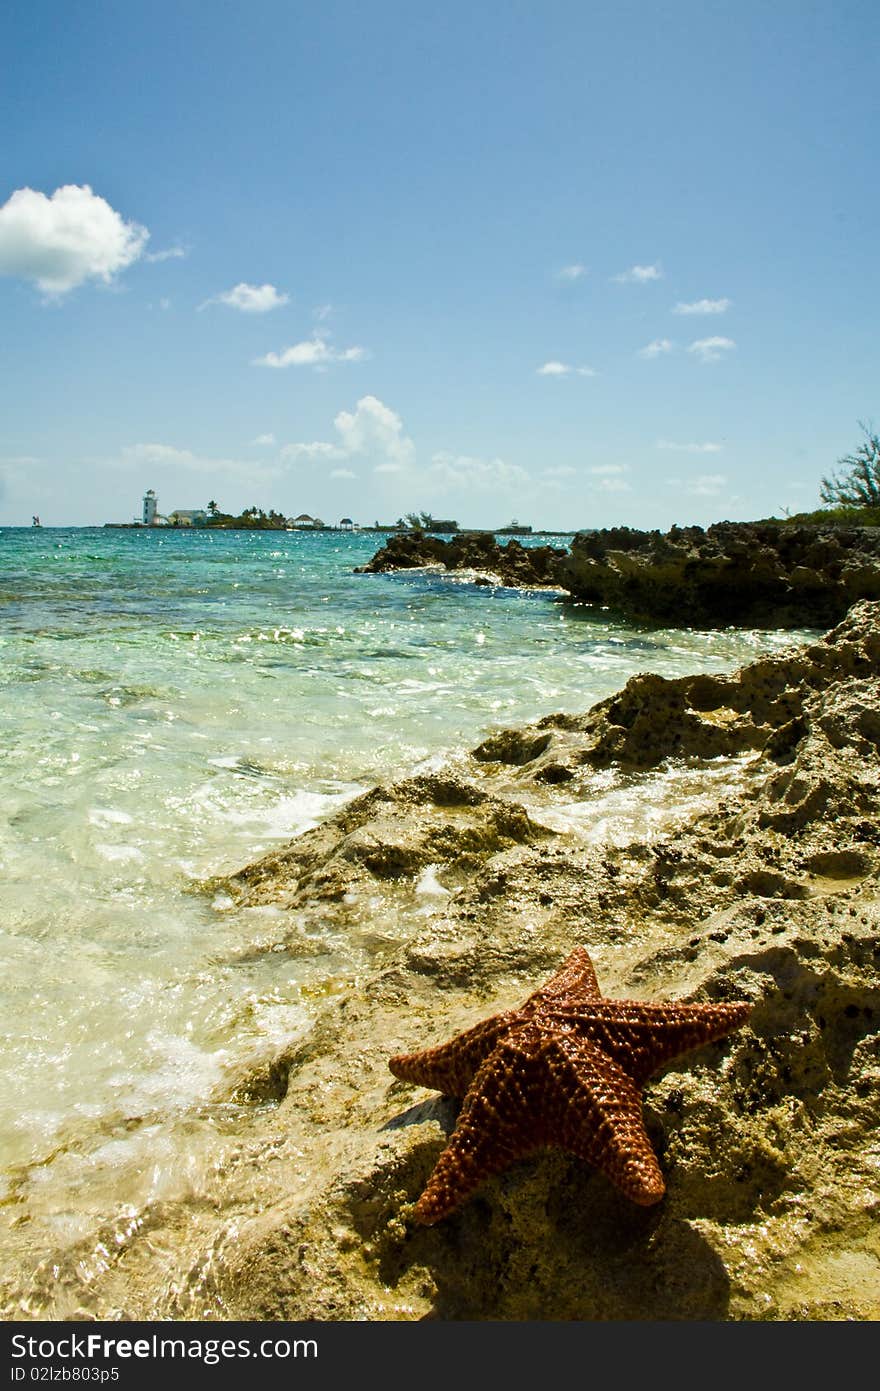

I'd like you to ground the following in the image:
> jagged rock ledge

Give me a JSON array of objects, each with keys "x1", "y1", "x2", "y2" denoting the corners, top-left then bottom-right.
[
  {"x1": 358, "y1": 522, "x2": 880, "y2": 627},
  {"x1": 12, "y1": 602, "x2": 880, "y2": 1322},
  {"x1": 355, "y1": 529, "x2": 568, "y2": 588}
]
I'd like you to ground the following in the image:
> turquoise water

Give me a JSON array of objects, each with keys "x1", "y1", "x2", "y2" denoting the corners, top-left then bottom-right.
[{"x1": 0, "y1": 525, "x2": 808, "y2": 1307}]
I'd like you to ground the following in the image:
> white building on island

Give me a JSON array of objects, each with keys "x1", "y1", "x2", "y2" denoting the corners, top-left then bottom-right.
[{"x1": 142, "y1": 489, "x2": 158, "y2": 526}]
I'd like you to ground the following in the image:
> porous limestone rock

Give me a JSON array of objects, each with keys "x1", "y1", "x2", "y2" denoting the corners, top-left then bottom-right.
[
  {"x1": 7, "y1": 602, "x2": 880, "y2": 1322},
  {"x1": 557, "y1": 523, "x2": 880, "y2": 627},
  {"x1": 355, "y1": 530, "x2": 567, "y2": 588},
  {"x1": 358, "y1": 522, "x2": 880, "y2": 628}
]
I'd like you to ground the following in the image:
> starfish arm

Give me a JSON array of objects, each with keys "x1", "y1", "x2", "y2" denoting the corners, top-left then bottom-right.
[
  {"x1": 388, "y1": 1011, "x2": 516, "y2": 1097},
  {"x1": 527, "y1": 945, "x2": 602, "y2": 1009},
  {"x1": 557, "y1": 999, "x2": 752, "y2": 1086},
  {"x1": 543, "y1": 1034, "x2": 666, "y2": 1205},
  {"x1": 410, "y1": 1031, "x2": 551, "y2": 1224}
]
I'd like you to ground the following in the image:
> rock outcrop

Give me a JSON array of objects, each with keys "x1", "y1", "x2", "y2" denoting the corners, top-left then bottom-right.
[
  {"x1": 355, "y1": 530, "x2": 568, "y2": 588},
  {"x1": 8, "y1": 603, "x2": 880, "y2": 1322},
  {"x1": 359, "y1": 522, "x2": 880, "y2": 628},
  {"x1": 559, "y1": 522, "x2": 880, "y2": 627}
]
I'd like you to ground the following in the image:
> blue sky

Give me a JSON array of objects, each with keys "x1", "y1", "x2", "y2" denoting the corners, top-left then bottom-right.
[{"x1": 1, "y1": 0, "x2": 877, "y2": 529}]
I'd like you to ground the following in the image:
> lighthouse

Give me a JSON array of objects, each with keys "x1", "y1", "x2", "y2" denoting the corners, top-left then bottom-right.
[{"x1": 143, "y1": 489, "x2": 158, "y2": 526}]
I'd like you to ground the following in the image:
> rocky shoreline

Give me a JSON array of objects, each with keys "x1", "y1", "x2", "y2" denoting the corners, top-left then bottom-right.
[
  {"x1": 11, "y1": 600, "x2": 879, "y2": 1321},
  {"x1": 359, "y1": 521, "x2": 880, "y2": 628}
]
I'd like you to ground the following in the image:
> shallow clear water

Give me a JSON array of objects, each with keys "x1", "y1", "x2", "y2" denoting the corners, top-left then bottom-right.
[{"x1": 0, "y1": 525, "x2": 811, "y2": 1298}]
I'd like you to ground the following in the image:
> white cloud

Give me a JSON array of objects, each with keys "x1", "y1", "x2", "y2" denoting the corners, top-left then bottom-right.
[
  {"x1": 255, "y1": 334, "x2": 367, "y2": 367},
  {"x1": 537, "y1": 361, "x2": 596, "y2": 377},
  {"x1": 656, "y1": 440, "x2": 723, "y2": 453},
  {"x1": 145, "y1": 245, "x2": 187, "y2": 263},
  {"x1": 589, "y1": 463, "x2": 633, "y2": 492},
  {"x1": 204, "y1": 282, "x2": 289, "y2": 313},
  {"x1": 542, "y1": 465, "x2": 577, "y2": 478},
  {"x1": 687, "y1": 336, "x2": 736, "y2": 362},
  {"x1": 281, "y1": 398, "x2": 527, "y2": 500},
  {"x1": 335, "y1": 395, "x2": 413, "y2": 464},
  {"x1": 120, "y1": 441, "x2": 280, "y2": 485},
  {"x1": 124, "y1": 443, "x2": 194, "y2": 466},
  {"x1": 613, "y1": 263, "x2": 662, "y2": 283},
  {"x1": 428, "y1": 453, "x2": 530, "y2": 491},
  {"x1": 557, "y1": 263, "x2": 587, "y2": 280},
  {"x1": 0, "y1": 184, "x2": 148, "y2": 295},
  {"x1": 637, "y1": 338, "x2": 673, "y2": 359},
  {"x1": 688, "y1": 473, "x2": 727, "y2": 495},
  {"x1": 252, "y1": 433, "x2": 276, "y2": 446},
  {"x1": 281, "y1": 396, "x2": 412, "y2": 473},
  {"x1": 281, "y1": 440, "x2": 347, "y2": 461},
  {"x1": 666, "y1": 473, "x2": 728, "y2": 495},
  {"x1": 673, "y1": 297, "x2": 731, "y2": 315}
]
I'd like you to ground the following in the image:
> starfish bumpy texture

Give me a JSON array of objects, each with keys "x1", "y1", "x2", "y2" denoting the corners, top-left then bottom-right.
[{"x1": 389, "y1": 946, "x2": 751, "y2": 1224}]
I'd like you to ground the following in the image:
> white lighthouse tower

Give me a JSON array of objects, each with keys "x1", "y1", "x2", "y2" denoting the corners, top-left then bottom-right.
[{"x1": 143, "y1": 489, "x2": 158, "y2": 526}]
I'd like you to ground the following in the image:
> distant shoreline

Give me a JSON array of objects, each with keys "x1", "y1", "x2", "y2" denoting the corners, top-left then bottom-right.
[{"x1": 88, "y1": 524, "x2": 578, "y2": 539}]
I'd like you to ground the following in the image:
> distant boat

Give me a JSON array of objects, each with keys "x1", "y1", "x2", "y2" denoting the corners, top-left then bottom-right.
[{"x1": 32, "y1": 515, "x2": 41, "y2": 527}]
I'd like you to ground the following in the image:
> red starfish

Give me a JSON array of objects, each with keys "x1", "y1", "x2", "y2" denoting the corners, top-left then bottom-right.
[{"x1": 389, "y1": 946, "x2": 751, "y2": 1224}]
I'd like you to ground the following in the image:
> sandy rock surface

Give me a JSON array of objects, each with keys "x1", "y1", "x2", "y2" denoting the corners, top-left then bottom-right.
[{"x1": 8, "y1": 603, "x2": 880, "y2": 1322}]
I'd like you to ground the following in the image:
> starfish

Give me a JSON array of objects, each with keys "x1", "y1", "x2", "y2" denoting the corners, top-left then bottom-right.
[{"x1": 389, "y1": 946, "x2": 751, "y2": 1224}]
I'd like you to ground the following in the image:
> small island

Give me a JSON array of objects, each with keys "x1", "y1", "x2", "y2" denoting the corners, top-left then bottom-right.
[{"x1": 104, "y1": 492, "x2": 555, "y2": 536}]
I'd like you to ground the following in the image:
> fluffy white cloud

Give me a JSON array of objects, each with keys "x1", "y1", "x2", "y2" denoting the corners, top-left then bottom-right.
[
  {"x1": 637, "y1": 338, "x2": 673, "y2": 358},
  {"x1": 557, "y1": 263, "x2": 587, "y2": 280},
  {"x1": 656, "y1": 439, "x2": 723, "y2": 453},
  {"x1": 252, "y1": 433, "x2": 276, "y2": 446},
  {"x1": 590, "y1": 463, "x2": 630, "y2": 476},
  {"x1": 537, "y1": 361, "x2": 595, "y2": 377},
  {"x1": 427, "y1": 453, "x2": 530, "y2": 491},
  {"x1": 542, "y1": 465, "x2": 577, "y2": 478},
  {"x1": 688, "y1": 336, "x2": 736, "y2": 362},
  {"x1": 255, "y1": 334, "x2": 366, "y2": 367},
  {"x1": 282, "y1": 398, "x2": 528, "y2": 499},
  {"x1": 281, "y1": 396, "x2": 412, "y2": 473},
  {"x1": 673, "y1": 298, "x2": 731, "y2": 315},
  {"x1": 205, "y1": 282, "x2": 289, "y2": 313},
  {"x1": 335, "y1": 395, "x2": 414, "y2": 464},
  {"x1": 614, "y1": 263, "x2": 662, "y2": 283},
  {"x1": 0, "y1": 184, "x2": 148, "y2": 295}
]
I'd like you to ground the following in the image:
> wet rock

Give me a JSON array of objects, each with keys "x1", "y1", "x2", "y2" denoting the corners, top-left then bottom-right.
[
  {"x1": 358, "y1": 522, "x2": 880, "y2": 628},
  {"x1": 355, "y1": 531, "x2": 568, "y2": 588},
  {"x1": 11, "y1": 601, "x2": 880, "y2": 1322}
]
